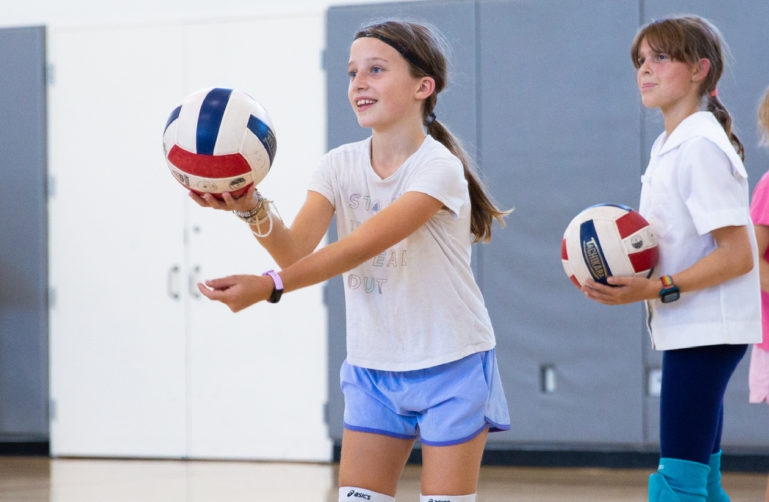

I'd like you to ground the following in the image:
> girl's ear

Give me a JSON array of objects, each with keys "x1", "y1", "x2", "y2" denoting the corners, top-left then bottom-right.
[
  {"x1": 692, "y1": 58, "x2": 711, "y2": 83},
  {"x1": 416, "y1": 76, "x2": 436, "y2": 99}
]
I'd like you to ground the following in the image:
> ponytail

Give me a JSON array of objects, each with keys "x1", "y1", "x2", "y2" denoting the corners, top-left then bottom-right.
[
  {"x1": 706, "y1": 94, "x2": 745, "y2": 160},
  {"x1": 426, "y1": 118, "x2": 511, "y2": 243},
  {"x1": 358, "y1": 20, "x2": 511, "y2": 243}
]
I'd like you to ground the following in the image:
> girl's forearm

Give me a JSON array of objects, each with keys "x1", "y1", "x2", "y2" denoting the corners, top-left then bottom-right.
[{"x1": 673, "y1": 227, "x2": 753, "y2": 293}]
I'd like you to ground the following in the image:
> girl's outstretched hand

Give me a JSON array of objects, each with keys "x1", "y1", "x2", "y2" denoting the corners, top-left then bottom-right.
[
  {"x1": 188, "y1": 184, "x2": 260, "y2": 212},
  {"x1": 581, "y1": 276, "x2": 659, "y2": 305},
  {"x1": 197, "y1": 274, "x2": 273, "y2": 312}
]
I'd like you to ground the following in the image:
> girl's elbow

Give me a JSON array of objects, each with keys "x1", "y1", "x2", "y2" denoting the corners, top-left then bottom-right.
[
  {"x1": 743, "y1": 253, "x2": 755, "y2": 276},
  {"x1": 736, "y1": 251, "x2": 754, "y2": 277}
]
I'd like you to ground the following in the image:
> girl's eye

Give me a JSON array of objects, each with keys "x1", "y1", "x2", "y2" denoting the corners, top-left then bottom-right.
[
  {"x1": 637, "y1": 53, "x2": 668, "y2": 67},
  {"x1": 370, "y1": 66, "x2": 383, "y2": 74},
  {"x1": 348, "y1": 70, "x2": 357, "y2": 79}
]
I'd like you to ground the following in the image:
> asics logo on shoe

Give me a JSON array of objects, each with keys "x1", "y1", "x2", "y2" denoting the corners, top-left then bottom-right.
[{"x1": 346, "y1": 490, "x2": 371, "y2": 500}]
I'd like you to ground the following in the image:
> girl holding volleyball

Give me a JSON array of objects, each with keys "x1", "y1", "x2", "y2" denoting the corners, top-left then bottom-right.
[
  {"x1": 192, "y1": 20, "x2": 510, "y2": 502},
  {"x1": 582, "y1": 15, "x2": 761, "y2": 502}
]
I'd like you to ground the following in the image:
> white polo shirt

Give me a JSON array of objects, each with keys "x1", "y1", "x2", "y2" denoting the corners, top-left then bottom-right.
[{"x1": 639, "y1": 111, "x2": 761, "y2": 350}]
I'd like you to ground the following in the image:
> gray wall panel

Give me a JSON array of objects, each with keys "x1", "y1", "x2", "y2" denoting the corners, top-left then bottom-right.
[
  {"x1": 478, "y1": 0, "x2": 645, "y2": 446},
  {"x1": 0, "y1": 26, "x2": 49, "y2": 439}
]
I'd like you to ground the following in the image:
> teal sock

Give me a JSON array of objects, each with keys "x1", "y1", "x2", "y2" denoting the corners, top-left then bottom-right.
[
  {"x1": 649, "y1": 458, "x2": 710, "y2": 502},
  {"x1": 649, "y1": 472, "x2": 682, "y2": 502},
  {"x1": 706, "y1": 451, "x2": 730, "y2": 502}
]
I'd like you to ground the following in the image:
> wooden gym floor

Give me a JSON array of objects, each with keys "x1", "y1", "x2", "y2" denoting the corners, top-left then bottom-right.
[{"x1": 0, "y1": 456, "x2": 767, "y2": 501}]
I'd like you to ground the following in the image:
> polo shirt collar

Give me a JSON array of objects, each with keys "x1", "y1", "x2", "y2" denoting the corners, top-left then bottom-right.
[
  {"x1": 655, "y1": 111, "x2": 746, "y2": 178},
  {"x1": 657, "y1": 111, "x2": 721, "y2": 155}
]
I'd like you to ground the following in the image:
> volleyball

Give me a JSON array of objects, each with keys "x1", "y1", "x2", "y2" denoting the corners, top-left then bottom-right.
[
  {"x1": 162, "y1": 87, "x2": 277, "y2": 198},
  {"x1": 561, "y1": 203, "x2": 658, "y2": 288}
]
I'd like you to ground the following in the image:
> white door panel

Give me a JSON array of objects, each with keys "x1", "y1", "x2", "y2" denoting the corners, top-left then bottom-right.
[
  {"x1": 49, "y1": 15, "x2": 330, "y2": 461},
  {"x1": 183, "y1": 15, "x2": 330, "y2": 461},
  {"x1": 48, "y1": 25, "x2": 188, "y2": 457}
]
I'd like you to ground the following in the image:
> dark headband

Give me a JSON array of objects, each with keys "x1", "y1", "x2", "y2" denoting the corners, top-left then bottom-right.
[{"x1": 355, "y1": 31, "x2": 431, "y2": 76}]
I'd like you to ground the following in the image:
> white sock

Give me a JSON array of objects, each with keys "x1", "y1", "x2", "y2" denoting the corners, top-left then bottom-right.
[
  {"x1": 420, "y1": 495, "x2": 477, "y2": 502},
  {"x1": 339, "y1": 486, "x2": 395, "y2": 502}
]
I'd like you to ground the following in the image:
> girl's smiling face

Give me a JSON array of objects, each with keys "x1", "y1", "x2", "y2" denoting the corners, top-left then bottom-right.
[{"x1": 347, "y1": 37, "x2": 424, "y2": 131}]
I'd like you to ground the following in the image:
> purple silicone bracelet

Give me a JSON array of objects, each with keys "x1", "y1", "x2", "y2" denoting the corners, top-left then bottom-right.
[{"x1": 262, "y1": 269, "x2": 284, "y2": 303}]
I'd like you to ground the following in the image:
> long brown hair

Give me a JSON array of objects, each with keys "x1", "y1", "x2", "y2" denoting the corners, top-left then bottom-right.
[
  {"x1": 354, "y1": 20, "x2": 510, "y2": 243},
  {"x1": 630, "y1": 15, "x2": 744, "y2": 160}
]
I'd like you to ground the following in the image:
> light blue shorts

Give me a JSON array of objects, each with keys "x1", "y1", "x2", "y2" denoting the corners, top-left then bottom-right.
[{"x1": 341, "y1": 349, "x2": 510, "y2": 446}]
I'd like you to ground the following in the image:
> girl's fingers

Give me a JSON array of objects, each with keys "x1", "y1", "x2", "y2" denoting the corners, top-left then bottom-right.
[
  {"x1": 197, "y1": 282, "x2": 217, "y2": 299},
  {"x1": 189, "y1": 191, "x2": 209, "y2": 207},
  {"x1": 189, "y1": 186, "x2": 259, "y2": 212},
  {"x1": 220, "y1": 191, "x2": 237, "y2": 208},
  {"x1": 204, "y1": 276, "x2": 240, "y2": 291}
]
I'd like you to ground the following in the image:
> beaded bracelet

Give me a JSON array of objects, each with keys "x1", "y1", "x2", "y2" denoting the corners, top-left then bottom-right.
[
  {"x1": 232, "y1": 192, "x2": 265, "y2": 222},
  {"x1": 230, "y1": 190, "x2": 278, "y2": 237},
  {"x1": 237, "y1": 204, "x2": 269, "y2": 225}
]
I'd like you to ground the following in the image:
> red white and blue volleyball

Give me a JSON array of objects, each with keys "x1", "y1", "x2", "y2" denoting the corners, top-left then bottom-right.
[
  {"x1": 163, "y1": 87, "x2": 277, "y2": 198},
  {"x1": 561, "y1": 203, "x2": 658, "y2": 288}
]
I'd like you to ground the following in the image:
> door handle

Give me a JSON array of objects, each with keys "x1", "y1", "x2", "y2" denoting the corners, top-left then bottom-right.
[
  {"x1": 189, "y1": 265, "x2": 201, "y2": 299},
  {"x1": 167, "y1": 265, "x2": 180, "y2": 300}
]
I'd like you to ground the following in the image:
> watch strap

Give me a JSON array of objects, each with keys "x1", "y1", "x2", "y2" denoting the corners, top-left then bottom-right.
[
  {"x1": 262, "y1": 269, "x2": 284, "y2": 303},
  {"x1": 659, "y1": 274, "x2": 680, "y2": 303}
]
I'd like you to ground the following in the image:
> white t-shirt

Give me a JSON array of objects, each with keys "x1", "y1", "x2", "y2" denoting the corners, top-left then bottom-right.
[
  {"x1": 639, "y1": 111, "x2": 761, "y2": 350},
  {"x1": 308, "y1": 135, "x2": 495, "y2": 371}
]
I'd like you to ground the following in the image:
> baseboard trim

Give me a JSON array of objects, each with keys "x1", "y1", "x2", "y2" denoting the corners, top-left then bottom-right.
[
  {"x1": 331, "y1": 445, "x2": 769, "y2": 472},
  {"x1": 0, "y1": 441, "x2": 49, "y2": 456}
]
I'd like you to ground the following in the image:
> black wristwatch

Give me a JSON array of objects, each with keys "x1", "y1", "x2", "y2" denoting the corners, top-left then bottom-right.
[
  {"x1": 262, "y1": 270, "x2": 284, "y2": 303},
  {"x1": 659, "y1": 275, "x2": 680, "y2": 303}
]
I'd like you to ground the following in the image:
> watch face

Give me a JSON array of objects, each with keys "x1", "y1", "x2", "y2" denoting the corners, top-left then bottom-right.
[{"x1": 661, "y1": 290, "x2": 680, "y2": 303}]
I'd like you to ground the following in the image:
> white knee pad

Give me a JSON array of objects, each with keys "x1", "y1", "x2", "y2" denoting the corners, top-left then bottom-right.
[
  {"x1": 420, "y1": 495, "x2": 477, "y2": 502},
  {"x1": 339, "y1": 486, "x2": 395, "y2": 502}
]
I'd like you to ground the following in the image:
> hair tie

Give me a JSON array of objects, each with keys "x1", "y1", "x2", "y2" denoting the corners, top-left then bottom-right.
[
  {"x1": 426, "y1": 112, "x2": 437, "y2": 125},
  {"x1": 709, "y1": 88, "x2": 718, "y2": 98}
]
